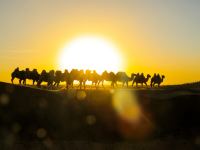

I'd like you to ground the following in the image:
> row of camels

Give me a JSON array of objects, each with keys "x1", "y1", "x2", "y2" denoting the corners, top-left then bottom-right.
[{"x1": 11, "y1": 67, "x2": 165, "y2": 89}]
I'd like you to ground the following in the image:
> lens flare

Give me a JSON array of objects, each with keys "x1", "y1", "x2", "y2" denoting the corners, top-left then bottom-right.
[
  {"x1": 112, "y1": 90, "x2": 141, "y2": 123},
  {"x1": 112, "y1": 90, "x2": 154, "y2": 139}
]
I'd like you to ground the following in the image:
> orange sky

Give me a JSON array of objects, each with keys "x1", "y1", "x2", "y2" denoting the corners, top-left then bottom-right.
[{"x1": 0, "y1": 0, "x2": 200, "y2": 85}]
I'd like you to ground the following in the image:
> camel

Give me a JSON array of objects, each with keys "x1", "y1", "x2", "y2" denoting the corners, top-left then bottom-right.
[
  {"x1": 37, "y1": 70, "x2": 55, "y2": 88},
  {"x1": 65, "y1": 69, "x2": 86, "y2": 89},
  {"x1": 100, "y1": 71, "x2": 117, "y2": 88},
  {"x1": 54, "y1": 70, "x2": 63, "y2": 87},
  {"x1": 151, "y1": 74, "x2": 165, "y2": 87},
  {"x1": 116, "y1": 72, "x2": 132, "y2": 87},
  {"x1": 11, "y1": 67, "x2": 26, "y2": 84},
  {"x1": 83, "y1": 70, "x2": 100, "y2": 88},
  {"x1": 132, "y1": 73, "x2": 151, "y2": 87},
  {"x1": 24, "y1": 68, "x2": 40, "y2": 85},
  {"x1": 62, "y1": 69, "x2": 72, "y2": 89},
  {"x1": 91, "y1": 70, "x2": 101, "y2": 87},
  {"x1": 53, "y1": 69, "x2": 72, "y2": 88}
]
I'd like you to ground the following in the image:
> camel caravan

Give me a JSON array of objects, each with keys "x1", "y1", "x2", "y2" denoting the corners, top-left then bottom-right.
[{"x1": 11, "y1": 67, "x2": 165, "y2": 89}]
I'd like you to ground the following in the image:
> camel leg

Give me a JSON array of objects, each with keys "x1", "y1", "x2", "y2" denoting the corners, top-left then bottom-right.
[
  {"x1": 132, "y1": 81, "x2": 135, "y2": 87},
  {"x1": 95, "y1": 82, "x2": 98, "y2": 89},
  {"x1": 122, "y1": 82, "x2": 124, "y2": 87},
  {"x1": 23, "y1": 80, "x2": 26, "y2": 85},
  {"x1": 126, "y1": 81, "x2": 128, "y2": 87},
  {"x1": 145, "y1": 82, "x2": 147, "y2": 87},
  {"x1": 57, "y1": 82, "x2": 60, "y2": 88},
  {"x1": 111, "y1": 82, "x2": 113, "y2": 88},
  {"x1": 66, "y1": 82, "x2": 68, "y2": 89},
  {"x1": 66, "y1": 81, "x2": 70, "y2": 89},
  {"x1": 11, "y1": 77, "x2": 14, "y2": 84},
  {"x1": 84, "y1": 81, "x2": 86, "y2": 89},
  {"x1": 37, "y1": 81, "x2": 41, "y2": 87},
  {"x1": 153, "y1": 83, "x2": 155, "y2": 87},
  {"x1": 102, "y1": 80, "x2": 104, "y2": 87}
]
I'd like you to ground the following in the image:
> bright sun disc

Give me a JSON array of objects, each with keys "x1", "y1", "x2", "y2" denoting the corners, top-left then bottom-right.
[{"x1": 58, "y1": 36, "x2": 123, "y2": 73}]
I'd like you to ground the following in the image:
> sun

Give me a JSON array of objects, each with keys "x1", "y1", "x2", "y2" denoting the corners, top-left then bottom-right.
[{"x1": 58, "y1": 36, "x2": 123, "y2": 73}]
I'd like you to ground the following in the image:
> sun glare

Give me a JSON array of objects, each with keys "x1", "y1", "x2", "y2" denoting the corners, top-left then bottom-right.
[{"x1": 58, "y1": 36, "x2": 123, "y2": 73}]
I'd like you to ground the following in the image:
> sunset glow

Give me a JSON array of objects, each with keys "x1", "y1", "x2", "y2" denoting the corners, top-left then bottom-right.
[{"x1": 59, "y1": 36, "x2": 123, "y2": 73}]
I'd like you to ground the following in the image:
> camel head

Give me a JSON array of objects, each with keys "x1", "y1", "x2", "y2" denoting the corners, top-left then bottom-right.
[
  {"x1": 161, "y1": 75, "x2": 165, "y2": 81},
  {"x1": 147, "y1": 74, "x2": 151, "y2": 78},
  {"x1": 146, "y1": 74, "x2": 151, "y2": 82}
]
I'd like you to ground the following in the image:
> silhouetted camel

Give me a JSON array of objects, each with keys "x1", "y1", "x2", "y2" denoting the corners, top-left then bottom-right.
[
  {"x1": 24, "y1": 68, "x2": 40, "y2": 85},
  {"x1": 84, "y1": 70, "x2": 100, "y2": 88},
  {"x1": 54, "y1": 70, "x2": 63, "y2": 87},
  {"x1": 65, "y1": 69, "x2": 85, "y2": 89},
  {"x1": 11, "y1": 67, "x2": 26, "y2": 84},
  {"x1": 132, "y1": 73, "x2": 151, "y2": 87},
  {"x1": 11, "y1": 67, "x2": 166, "y2": 89},
  {"x1": 116, "y1": 72, "x2": 132, "y2": 87},
  {"x1": 151, "y1": 74, "x2": 165, "y2": 87},
  {"x1": 37, "y1": 70, "x2": 55, "y2": 88},
  {"x1": 100, "y1": 71, "x2": 117, "y2": 88},
  {"x1": 91, "y1": 70, "x2": 101, "y2": 87},
  {"x1": 54, "y1": 69, "x2": 71, "y2": 88}
]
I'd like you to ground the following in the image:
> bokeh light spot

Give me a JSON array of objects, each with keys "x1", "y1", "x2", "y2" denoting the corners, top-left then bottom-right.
[
  {"x1": 37, "y1": 128, "x2": 47, "y2": 139},
  {"x1": 76, "y1": 91, "x2": 87, "y2": 100},
  {"x1": 0, "y1": 94, "x2": 10, "y2": 106},
  {"x1": 86, "y1": 115, "x2": 96, "y2": 125},
  {"x1": 12, "y1": 123, "x2": 21, "y2": 134}
]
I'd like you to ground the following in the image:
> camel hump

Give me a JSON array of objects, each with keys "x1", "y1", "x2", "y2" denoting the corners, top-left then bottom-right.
[
  {"x1": 41, "y1": 70, "x2": 47, "y2": 75},
  {"x1": 64, "y1": 69, "x2": 69, "y2": 73},
  {"x1": 86, "y1": 70, "x2": 91, "y2": 73},
  {"x1": 93, "y1": 70, "x2": 97, "y2": 74},
  {"x1": 156, "y1": 74, "x2": 161, "y2": 80},
  {"x1": 117, "y1": 71, "x2": 125, "y2": 75},
  {"x1": 26, "y1": 68, "x2": 30, "y2": 71},
  {"x1": 49, "y1": 70, "x2": 55, "y2": 74},
  {"x1": 14, "y1": 67, "x2": 19, "y2": 72},
  {"x1": 55, "y1": 70, "x2": 62, "y2": 75},
  {"x1": 116, "y1": 72, "x2": 127, "y2": 77}
]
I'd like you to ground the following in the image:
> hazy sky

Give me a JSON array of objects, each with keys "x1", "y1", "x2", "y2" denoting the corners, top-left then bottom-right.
[{"x1": 0, "y1": 0, "x2": 200, "y2": 84}]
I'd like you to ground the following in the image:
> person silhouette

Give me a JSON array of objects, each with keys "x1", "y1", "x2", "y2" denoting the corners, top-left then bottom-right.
[
  {"x1": 140, "y1": 73, "x2": 145, "y2": 80},
  {"x1": 156, "y1": 73, "x2": 161, "y2": 80},
  {"x1": 151, "y1": 73, "x2": 157, "y2": 87},
  {"x1": 153, "y1": 73, "x2": 156, "y2": 79}
]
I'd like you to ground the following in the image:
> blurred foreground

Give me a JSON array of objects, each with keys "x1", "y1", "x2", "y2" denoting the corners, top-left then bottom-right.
[{"x1": 0, "y1": 82, "x2": 200, "y2": 149}]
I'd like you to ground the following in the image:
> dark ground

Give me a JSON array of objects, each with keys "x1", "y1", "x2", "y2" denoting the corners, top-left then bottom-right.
[{"x1": 0, "y1": 82, "x2": 200, "y2": 150}]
